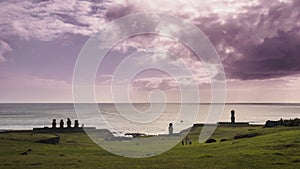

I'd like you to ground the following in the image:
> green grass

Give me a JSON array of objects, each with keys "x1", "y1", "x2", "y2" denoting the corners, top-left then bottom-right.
[{"x1": 0, "y1": 126, "x2": 299, "y2": 169}]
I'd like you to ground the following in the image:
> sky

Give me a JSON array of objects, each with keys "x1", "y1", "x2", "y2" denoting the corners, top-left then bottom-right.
[{"x1": 0, "y1": 0, "x2": 300, "y2": 103}]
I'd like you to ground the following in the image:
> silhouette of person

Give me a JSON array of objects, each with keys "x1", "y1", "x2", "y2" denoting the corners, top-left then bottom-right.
[
  {"x1": 168, "y1": 123, "x2": 173, "y2": 135},
  {"x1": 185, "y1": 136, "x2": 189, "y2": 145}
]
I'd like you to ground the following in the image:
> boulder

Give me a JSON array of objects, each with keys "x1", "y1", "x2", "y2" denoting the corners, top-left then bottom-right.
[{"x1": 205, "y1": 138, "x2": 217, "y2": 143}]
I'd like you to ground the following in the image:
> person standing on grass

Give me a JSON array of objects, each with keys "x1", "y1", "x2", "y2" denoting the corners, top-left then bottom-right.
[{"x1": 185, "y1": 136, "x2": 189, "y2": 145}]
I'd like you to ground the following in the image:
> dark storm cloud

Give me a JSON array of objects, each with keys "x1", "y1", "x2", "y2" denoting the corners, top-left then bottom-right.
[
  {"x1": 217, "y1": 0, "x2": 300, "y2": 80},
  {"x1": 102, "y1": 0, "x2": 300, "y2": 80},
  {"x1": 225, "y1": 29, "x2": 300, "y2": 80},
  {"x1": 189, "y1": 0, "x2": 300, "y2": 80}
]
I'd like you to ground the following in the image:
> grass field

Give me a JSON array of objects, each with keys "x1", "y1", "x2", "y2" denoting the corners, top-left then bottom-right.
[{"x1": 0, "y1": 126, "x2": 299, "y2": 169}]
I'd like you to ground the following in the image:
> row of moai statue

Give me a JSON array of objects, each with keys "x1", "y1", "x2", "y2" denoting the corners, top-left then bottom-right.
[{"x1": 52, "y1": 118, "x2": 80, "y2": 129}]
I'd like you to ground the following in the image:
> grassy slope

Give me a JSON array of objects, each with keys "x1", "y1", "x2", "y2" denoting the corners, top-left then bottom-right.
[{"x1": 0, "y1": 126, "x2": 299, "y2": 169}]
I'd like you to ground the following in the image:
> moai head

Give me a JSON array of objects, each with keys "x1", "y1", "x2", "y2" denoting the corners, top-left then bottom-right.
[
  {"x1": 60, "y1": 119, "x2": 64, "y2": 128},
  {"x1": 231, "y1": 110, "x2": 235, "y2": 116}
]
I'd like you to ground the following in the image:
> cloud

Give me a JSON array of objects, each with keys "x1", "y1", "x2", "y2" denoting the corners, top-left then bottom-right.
[
  {"x1": 0, "y1": 0, "x2": 109, "y2": 41},
  {"x1": 103, "y1": 0, "x2": 300, "y2": 80},
  {"x1": 0, "y1": 40, "x2": 12, "y2": 62},
  {"x1": 130, "y1": 67, "x2": 211, "y2": 92},
  {"x1": 225, "y1": 29, "x2": 300, "y2": 80},
  {"x1": 0, "y1": 0, "x2": 110, "y2": 62},
  {"x1": 132, "y1": 76, "x2": 178, "y2": 91},
  {"x1": 1, "y1": 0, "x2": 299, "y2": 81},
  {"x1": 105, "y1": 1, "x2": 137, "y2": 22},
  {"x1": 104, "y1": 0, "x2": 255, "y2": 21},
  {"x1": 216, "y1": 0, "x2": 300, "y2": 80}
]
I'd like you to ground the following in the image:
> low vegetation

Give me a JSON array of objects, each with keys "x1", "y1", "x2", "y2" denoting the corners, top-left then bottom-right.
[{"x1": 0, "y1": 126, "x2": 299, "y2": 169}]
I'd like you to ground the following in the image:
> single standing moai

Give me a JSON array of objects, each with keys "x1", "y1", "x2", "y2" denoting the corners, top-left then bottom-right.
[
  {"x1": 52, "y1": 119, "x2": 56, "y2": 129},
  {"x1": 231, "y1": 110, "x2": 235, "y2": 124},
  {"x1": 60, "y1": 119, "x2": 64, "y2": 129},
  {"x1": 67, "y1": 118, "x2": 71, "y2": 128},
  {"x1": 74, "y1": 120, "x2": 79, "y2": 128},
  {"x1": 168, "y1": 123, "x2": 173, "y2": 135}
]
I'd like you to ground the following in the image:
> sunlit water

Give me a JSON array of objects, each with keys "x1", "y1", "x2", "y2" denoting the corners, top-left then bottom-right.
[{"x1": 0, "y1": 103, "x2": 299, "y2": 135}]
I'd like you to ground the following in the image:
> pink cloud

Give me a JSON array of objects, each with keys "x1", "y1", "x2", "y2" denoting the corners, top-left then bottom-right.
[
  {"x1": 0, "y1": 0, "x2": 109, "y2": 41},
  {"x1": 0, "y1": 40, "x2": 12, "y2": 62},
  {"x1": 132, "y1": 76, "x2": 178, "y2": 91}
]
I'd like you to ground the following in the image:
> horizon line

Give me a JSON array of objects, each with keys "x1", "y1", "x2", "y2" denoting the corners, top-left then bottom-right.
[{"x1": 1, "y1": 102, "x2": 300, "y2": 104}]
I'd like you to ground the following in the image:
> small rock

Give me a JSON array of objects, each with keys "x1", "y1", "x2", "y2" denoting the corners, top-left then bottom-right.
[
  {"x1": 234, "y1": 133, "x2": 259, "y2": 139},
  {"x1": 20, "y1": 152, "x2": 28, "y2": 155},
  {"x1": 220, "y1": 139, "x2": 227, "y2": 142},
  {"x1": 205, "y1": 139, "x2": 216, "y2": 143}
]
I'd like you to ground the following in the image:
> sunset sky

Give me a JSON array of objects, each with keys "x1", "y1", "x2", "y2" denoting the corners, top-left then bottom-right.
[{"x1": 0, "y1": 0, "x2": 300, "y2": 103}]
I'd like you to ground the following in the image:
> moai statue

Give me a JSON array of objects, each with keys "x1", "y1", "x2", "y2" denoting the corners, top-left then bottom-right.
[
  {"x1": 231, "y1": 110, "x2": 235, "y2": 124},
  {"x1": 168, "y1": 123, "x2": 173, "y2": 135},
  {"x1": 67, "y1": 118, "x2": 71, "y2": 128},
  {"x1": 74, "y1": 120, "x2": 79, "y2": 128},
  {"x1": 60, "y1": 119, "x2": 64, "y2": 129},
  {"x1": 52, "y1": 119, "x2": 56, "y2": 129}
]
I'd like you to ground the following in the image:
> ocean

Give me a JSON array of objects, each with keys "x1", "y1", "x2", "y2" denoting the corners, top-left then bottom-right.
[{"x1": 0, "y1": 103, "x2": 299, "y2": 135}]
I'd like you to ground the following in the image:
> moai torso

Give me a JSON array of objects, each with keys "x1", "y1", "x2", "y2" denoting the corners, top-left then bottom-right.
[
  {"x1": 74, "y1": 120, "x2": 79, "y2": 128},
  {"x1": 67, "y1": 118, "x2": 71, "y2": 128},
  {"x1": 60, "y1": 119, "x2": 64, "y2": 128},
  {"x1": 231, "y1": 110, "x2": 235, "y2": 124},
  {"x1": 52, "y1": 119, "x2": 56, "y2": 128},
  {"x1": 168, "y1": 123, "x2": 173, "y2": 135}
]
